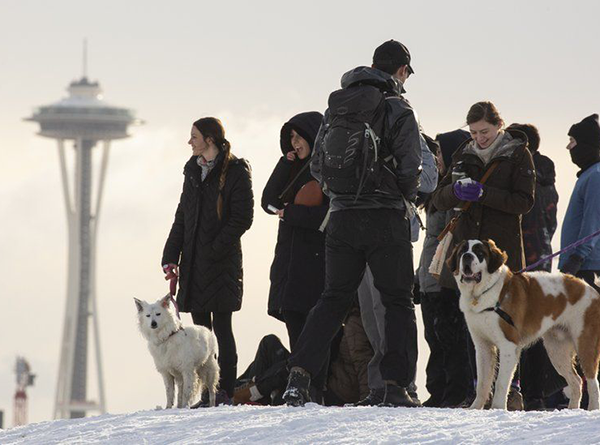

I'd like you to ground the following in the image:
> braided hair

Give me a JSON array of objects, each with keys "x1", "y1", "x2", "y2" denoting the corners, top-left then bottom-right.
[{"x1": 192, "y1": 117, "x2": 232, "y2": 220}]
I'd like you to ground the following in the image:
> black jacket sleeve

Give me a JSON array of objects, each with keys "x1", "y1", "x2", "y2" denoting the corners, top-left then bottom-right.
[
  {"x1": 162, "y1": 185, "x2": 186, "y2": 266},
  {"x1": 211, "y1": 163, "x2": 254, "y2": 255},
  {"x1": 386, "y1": 100, "x2": 422, "y2": 202},
  {"x1": 261, "y1": 157, "x2": 294, "y2": 214}
]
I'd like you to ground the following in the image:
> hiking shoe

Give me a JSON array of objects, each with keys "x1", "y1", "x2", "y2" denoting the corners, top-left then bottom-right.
[
  {"x1": 507, "y1": 389, "x2": 524, "y2": 411},
  {"x1": 352, "y1": 388, "x2": 385, "y2": 406},
  {"x1": 283, "y1": 367, "x2": 311, "y2": 407},
  {"x1": 233, "y1": 383, "x2": 254, "y2": 405},
  {"x1": 190, "y1": 389, "x2": 232, "y2": 408},
  {"x1": 379, "y1": 384, "x2": 420, "y2": 408}
]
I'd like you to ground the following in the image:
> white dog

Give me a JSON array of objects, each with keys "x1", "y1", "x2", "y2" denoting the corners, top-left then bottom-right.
[
  {"x1": 135, "y1": 295, "x2": 219, "y2": 408},
  {"x1": 448, "y1": 239, "x2": 600, "y2": 410}
]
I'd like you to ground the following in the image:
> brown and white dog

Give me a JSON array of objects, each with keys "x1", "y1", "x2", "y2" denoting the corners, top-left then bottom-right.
[{"x1": 448, "y1": 239, "x2": 600, "y2": 410}]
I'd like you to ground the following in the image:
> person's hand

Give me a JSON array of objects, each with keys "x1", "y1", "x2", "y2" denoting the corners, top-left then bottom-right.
[
  {"x1": 453, "y1": 179, "x2": 484, "y2": 202},
  {"x1": 286, "y1": 151, "x2": 297, "y2": 162},
  {"x1": 162, "y1": 263, "x2": 178, "y2": 280},
  {"x1": 275, "y1": 208, "x2": 285, "y2": 219},
  {"x1": 560, "y1": 254, "x2": 584, "y2": 276}
]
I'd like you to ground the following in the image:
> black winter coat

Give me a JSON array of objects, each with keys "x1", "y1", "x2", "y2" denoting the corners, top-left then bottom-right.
[
  {"x1": 522, "y1": 151, "x2": 559, "y2": 270},
  {"x1": 263, "y1": 112, "x2": 328, "y2": 320},
  {"x1": 162, "y1": 154, "x2": 254, "y2": 313}
]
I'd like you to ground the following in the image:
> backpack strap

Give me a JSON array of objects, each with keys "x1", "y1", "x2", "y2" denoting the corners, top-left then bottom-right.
[{"x1": 437, "y1": 160, "x2": 500, "y2": 241}]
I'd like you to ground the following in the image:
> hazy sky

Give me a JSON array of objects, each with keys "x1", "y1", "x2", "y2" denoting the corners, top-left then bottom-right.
[{"x1": 2, "y1": 0, "x2": 600, "y2": 425}]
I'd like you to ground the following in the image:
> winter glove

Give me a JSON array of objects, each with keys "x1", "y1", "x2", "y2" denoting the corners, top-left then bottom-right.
[
  {"x1": 162, "y1": 263, "x2": 178, "y2": 281},
  {"x1": 453, "y1": 179, "x2": 484, "y2": 202},
  {"x1": 560, "y1": 254, "x2": 584, "y2": 276}
]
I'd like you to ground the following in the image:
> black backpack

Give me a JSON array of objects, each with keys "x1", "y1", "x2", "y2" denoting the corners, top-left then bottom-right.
[{"x1": 320, "y1": 84, "x2": 388, "y2": 199}]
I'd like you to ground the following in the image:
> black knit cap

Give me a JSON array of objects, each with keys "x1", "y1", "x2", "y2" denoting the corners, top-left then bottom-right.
[
  {"x1": 435, "y1": 129, "x2": 471, "y2": 170},
  {"x1": 373, "y1": 40, "x2": 414, "y2": 74},
  {"x1": 568, "y1": 114, "x2": 600, "y2": 149}
]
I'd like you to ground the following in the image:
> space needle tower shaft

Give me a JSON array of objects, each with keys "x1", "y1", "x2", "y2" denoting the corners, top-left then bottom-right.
[{"x1": 26, "y1": 47, "x2": 139, "y2": 419}]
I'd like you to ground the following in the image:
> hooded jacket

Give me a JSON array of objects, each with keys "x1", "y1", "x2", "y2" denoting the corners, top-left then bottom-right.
[
  {"x1": 431, "y1": 130, "x2": 535, "y2": 289},
  {"x1": 262, "y1": 112, "x2": 329, "y2": 320},
  {"x1": 522, "y1": 151, "x2": 559, "y2": 270},
  {"x1": 310, "y1": 67, "x2": 422, "y2": 211},
  {"x1": 162, "y1": 153, "x2": 254, "y2": 312}
]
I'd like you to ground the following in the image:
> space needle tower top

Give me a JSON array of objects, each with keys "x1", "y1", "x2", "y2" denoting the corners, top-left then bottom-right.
[{"x1": 28, "y1": 75, "x2": 137, "y2": 141}]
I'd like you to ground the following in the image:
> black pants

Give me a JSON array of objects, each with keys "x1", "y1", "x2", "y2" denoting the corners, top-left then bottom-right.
[
  {"x1": 192, "y1": 311, "x2": 237, "y2": 398},
  {"x1": 288, "y1": 209, "x2": 417, "y2": 386},
  {"x1": 421, "y1": 288, "x2": 471, "y2": 406},
  {"x1": 237, "y1": 335, "x2": 290, "y2": 400},
  {"x1": 282, "y1": 310, "x2": 308, "y2": 352}
]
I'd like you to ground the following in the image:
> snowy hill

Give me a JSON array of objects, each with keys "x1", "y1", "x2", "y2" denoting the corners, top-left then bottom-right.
[{"x1": 2, "y1": 405, "x2": 600, "y2": 444}]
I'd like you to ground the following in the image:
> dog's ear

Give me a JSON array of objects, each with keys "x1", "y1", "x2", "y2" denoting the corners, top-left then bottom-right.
[
  {"x1": 484, "y1": 239, "x2": 508, "y2": 273},
  {"x1": 160, "y1": 294, "x2": 172, "y2": 309},
  {"x1": 446, "y1": 240, "x2": 467, "y2": 276},
  {"x1": 134, "y1": 298, "x2": 144, "y2": 313}
]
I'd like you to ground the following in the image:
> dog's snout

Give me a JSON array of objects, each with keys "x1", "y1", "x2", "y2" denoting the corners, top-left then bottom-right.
[
  {"x1": 462, "y1": 253, "x2": 475, "y2": 272},
  {"x1": 151, "y1": 320, "x2": 158, "y2": 329}
]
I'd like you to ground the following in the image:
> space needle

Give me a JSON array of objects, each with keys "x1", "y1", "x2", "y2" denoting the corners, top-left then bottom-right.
[{"x1": 26, "y1": 46, "x2": 139, "y2": 419}]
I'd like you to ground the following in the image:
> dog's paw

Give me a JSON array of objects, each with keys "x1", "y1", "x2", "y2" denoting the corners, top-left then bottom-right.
[{"x1": 155, "y1": 405, "x2": 164, "y2": 410}]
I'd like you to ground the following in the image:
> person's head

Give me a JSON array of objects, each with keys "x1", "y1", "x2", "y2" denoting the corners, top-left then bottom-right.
[
  {"x1": 290, "y1": 129, "x2": 311, "y2": 160},
  {"x1": 191, "y1": 117, "x2": 233, "y2": 219},
  {"x1": 372, "y1": 40, "x2": 414, "y2": 84},
  {"x1": 567, "y1": 114, "x2": 600, "y2": 169},
  {"x1": 190, "y1": 117, "x2": 230, "y2": 158},
  {"x1": 466, "y1": 101, "x2": 504, "y2": 149},
  {"x1": 435, "y1": 129, "x2": 471, "y2": 175},
  {"x1": 280, "y1": 111, "x2": 323, "y2": 160},
  {"x1": 506, "y1": 123, "x2": 540, "y2": 153}
]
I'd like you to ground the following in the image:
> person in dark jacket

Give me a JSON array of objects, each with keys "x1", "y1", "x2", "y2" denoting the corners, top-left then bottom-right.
[
  {"x1": 431, "y1": 102, "x2": 536, "y2": 410},
  {"x1": 560, "y1": 114, "x2": 600, "y2": 290},
  {"x1": 505, "y1": 123, "x2": 565, "y2": 411},
  {"x1": 417, "y1": 129, "x2": 472, "y2": 408},
  {"x1": 283, "y1": 40, "x2": 422, "y2": 408},
  {"x1": 162, "y1": 117, "x2": 254, "y2": 402},
  {"x1": 261, "y1": 112, "x2": 328, "y2": 351}
]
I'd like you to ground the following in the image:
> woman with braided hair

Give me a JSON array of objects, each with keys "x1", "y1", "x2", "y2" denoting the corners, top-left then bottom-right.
[{"x1": 162, "y1": 117, "x2": 254, "y2": 404}]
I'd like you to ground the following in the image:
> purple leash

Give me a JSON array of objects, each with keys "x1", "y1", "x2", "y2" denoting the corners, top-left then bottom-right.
[{"x1": 517, "y1": 227, "x2": 600, "y2": 274}]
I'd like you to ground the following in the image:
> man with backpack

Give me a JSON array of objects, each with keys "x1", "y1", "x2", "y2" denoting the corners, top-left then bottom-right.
[{"x1": 282, "y1": 40, "x2": 423, "y2": 407}]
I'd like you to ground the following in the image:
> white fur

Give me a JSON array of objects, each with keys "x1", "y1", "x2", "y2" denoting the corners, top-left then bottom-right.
[
  {"x1": 454, "y1": 240, "x2": 600, "y2": 411},
  {"x1": 134, "y1": 296, "x2": 219, "y2": 408}
]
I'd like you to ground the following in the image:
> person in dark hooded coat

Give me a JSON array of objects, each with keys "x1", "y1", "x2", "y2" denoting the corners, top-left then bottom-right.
[
  {"x1": 262, "y1": 111, "x2": 328, "y2": 351},
  {"x1": 162, "y1": 117, "x2": 254, "y2": 402},
  {"x1": 506, "y1": 123, "x2": 565, "y2": 411}
]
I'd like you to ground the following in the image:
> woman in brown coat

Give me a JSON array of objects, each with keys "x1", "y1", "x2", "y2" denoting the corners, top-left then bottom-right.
[
  {"x1": 431, "y1": 101, "x2": 535, "y2": 409},
  {"x1": 432, "y1": 102, "x2": 535, "y2": 288}
]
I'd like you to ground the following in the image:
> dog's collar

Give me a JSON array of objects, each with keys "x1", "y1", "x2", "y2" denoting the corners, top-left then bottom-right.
[
  {"x1": 483, "y1": 302, "x2": 515, "y2": 328},
  {"x1": 160, "y1": 326, "x2": 184, "y2": 343}
]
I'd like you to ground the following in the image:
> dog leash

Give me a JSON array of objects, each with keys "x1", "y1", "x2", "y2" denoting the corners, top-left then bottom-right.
[
  {"x1": 516, "y1": 227, "x2": 600, "y2": 274},
  {"x1": 163, "y1": 265, "x2": 181, "y2": 320}
]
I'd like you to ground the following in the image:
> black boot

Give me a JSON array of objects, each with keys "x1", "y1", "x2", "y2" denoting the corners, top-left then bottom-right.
[
  {"x1": 352, "y1": 388, "x2": 385, "y2": 406},
  {"x1": 283, "y1": 367, "x2": 311, "y2": 407},
  {"x1": 379, "y1": 384, "x2": 420, "y2": 408}
]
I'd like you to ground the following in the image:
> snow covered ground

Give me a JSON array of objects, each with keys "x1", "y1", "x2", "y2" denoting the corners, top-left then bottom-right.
[{"x1": 2, "y1": 404, "x2": 600, "y2": 444}]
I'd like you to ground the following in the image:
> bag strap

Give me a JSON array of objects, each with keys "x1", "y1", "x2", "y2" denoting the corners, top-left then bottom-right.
[
  {"x1": 437, "y1": 160, "x2": 500, "y2": 241},
  {"x1": 277, "y1": 160, "x2": 312, "y2": 201}
]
